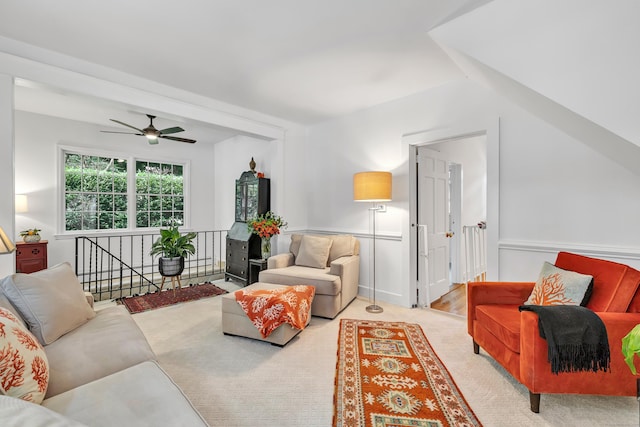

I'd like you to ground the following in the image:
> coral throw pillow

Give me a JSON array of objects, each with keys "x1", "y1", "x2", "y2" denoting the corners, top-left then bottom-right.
[
  {"x1": 0, "y1": 308, "x2": 49, "y2": 404},
  {"x1": 524, "y1": 262, "x2": 593, "y2": 306}
]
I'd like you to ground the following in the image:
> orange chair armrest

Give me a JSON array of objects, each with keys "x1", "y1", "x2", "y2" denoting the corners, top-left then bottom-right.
[{"x1": 467, "y1": 281, "x2": 535, "y2": 335}]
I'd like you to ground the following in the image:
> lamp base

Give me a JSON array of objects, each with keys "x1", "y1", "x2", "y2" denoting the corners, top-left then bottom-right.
[{"x1": 366, "y1": 304, "x2": 383, "y2": 313}]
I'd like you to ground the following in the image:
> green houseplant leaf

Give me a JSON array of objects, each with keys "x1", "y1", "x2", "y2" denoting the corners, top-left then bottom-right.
[
  {"x1": 622, "y1": 324, "x2": 640, "y2": 375},
  {"x1": 150, "y1": 224, "x2": 196, "y2": 258}
]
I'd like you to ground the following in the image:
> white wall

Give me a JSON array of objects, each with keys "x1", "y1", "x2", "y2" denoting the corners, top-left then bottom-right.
[
  {"x1": 305, "y1": 78, "x2": 640, "y2": 308},
  {"x1": 0, "y1": 75, "x2": 14, "y2": 277},
  {"x1": 14, "y1": 111, "x2": 218, "y2": 267}
]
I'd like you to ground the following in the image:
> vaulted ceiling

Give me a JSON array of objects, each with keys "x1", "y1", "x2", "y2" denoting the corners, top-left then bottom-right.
[
  {"x1": 0, "y1": 0, "x2": 489, "y2": 127},
  {"x1": 1, "y1": 0, "x2": 638, "y2": 166}
]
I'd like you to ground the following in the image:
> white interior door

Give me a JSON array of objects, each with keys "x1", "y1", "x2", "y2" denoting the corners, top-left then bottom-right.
[{"x1": 417, "y1": 147, "x2": 452, "y2": 304}]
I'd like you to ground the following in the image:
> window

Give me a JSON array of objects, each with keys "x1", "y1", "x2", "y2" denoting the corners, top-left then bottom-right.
[
  {"x1": 62, "y1": 148, "x2": 187, "y2": 233},
  {"x1": 135, "y1": 161, "x2": 184, "y2": 228}
]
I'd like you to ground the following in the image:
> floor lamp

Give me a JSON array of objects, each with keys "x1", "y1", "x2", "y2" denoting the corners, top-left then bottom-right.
[{"x1": 353, "y1": 171, "x2": 392, "y2": 313}]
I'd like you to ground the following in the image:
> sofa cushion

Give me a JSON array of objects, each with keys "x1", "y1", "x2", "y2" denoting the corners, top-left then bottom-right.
[
  {"x1": 43, "y1": 305, "x2": 156, "y2": 398},
  {"x1": 328, "y1": 234, "x2": 355, "y2": 265},
  {"x1": 0, "y1": 395, "x2": 88, "y2": 427},
  {"x1": 0, "y1": 307, "x2": 49, "y2": 404},
  {"x1": 259, "y1": 266, "x2": 341, "y2": 296},
  {"x1": 475, "y1": 305, "x2": 522, "y2": 353},
  {"x1": 0, "y1": 263, "x2": 96, "y2": 345},
  {"x1": 523, "y1": 262, "x2": 593, "y2": 306},
  {"x1": 295, "y1": 235, "x2": 333, "y2": 269},
  {"x1": 555, "y1": 251, "x2": 640, "y2": 312},
  {"x1": 42, "y1": 361, "x2": 208, "y2": 427}
]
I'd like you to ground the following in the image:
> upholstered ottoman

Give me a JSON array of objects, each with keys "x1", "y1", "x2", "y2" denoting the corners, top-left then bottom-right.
[{"x1": 221, "y1": 282, "x2": 312, "y2": 346}]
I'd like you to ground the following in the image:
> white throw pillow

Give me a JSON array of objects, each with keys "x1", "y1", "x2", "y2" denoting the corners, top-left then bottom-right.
[
  {"x1": 0, "y1": 262, "x2": 96, "y2": 345},
  {"x1": 0, "y1": 308, "x2": 49, "y2": 404},
  {"x1": 295, "y1": 235, "x2": 333, "y2": 269},
  {"x1": 524, "y1": 262, "x2": 593, "y2": 306}
]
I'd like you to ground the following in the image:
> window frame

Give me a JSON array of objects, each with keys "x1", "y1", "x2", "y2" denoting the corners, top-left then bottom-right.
[{"x1": 57, "y1": 145, "x2": 191, "y2": 237}]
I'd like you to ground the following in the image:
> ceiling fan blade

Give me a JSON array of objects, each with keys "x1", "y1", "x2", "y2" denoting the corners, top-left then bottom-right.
[
  {"x1": 110, "y1": 119, "x2": 144, "y2": 133},
  {"x1": 101, "y1": 131, "x2": 144, "y2": 135},
  {"x1": 160, "y1": 135, "x2": 196, "y2": 144},
  {"x1": 159, "y1": 126, "x2": 185, "y2": 135}
]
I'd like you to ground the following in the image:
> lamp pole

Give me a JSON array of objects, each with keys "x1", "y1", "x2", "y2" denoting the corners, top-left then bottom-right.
[{"x1": 366, "y1": 203, "x2": 383, "y2": 313}]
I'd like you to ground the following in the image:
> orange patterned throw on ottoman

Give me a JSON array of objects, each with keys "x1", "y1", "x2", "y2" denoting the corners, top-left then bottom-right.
[{"x1": 235, "y1": 285, "x2": 315, "y2": 338}]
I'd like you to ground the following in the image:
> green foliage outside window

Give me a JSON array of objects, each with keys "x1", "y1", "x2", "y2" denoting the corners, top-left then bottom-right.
[{"x1": 63, "y1": 152, "x2": 185, "y2": 232}]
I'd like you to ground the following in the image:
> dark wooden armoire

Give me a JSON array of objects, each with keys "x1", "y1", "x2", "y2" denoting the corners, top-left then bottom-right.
[{"x1": 225, "y1": 170, "x2": 270, "y2": 285}]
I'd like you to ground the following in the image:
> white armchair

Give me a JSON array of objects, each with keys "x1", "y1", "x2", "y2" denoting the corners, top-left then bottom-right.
[{"x1": 258, "y1": 234, "x2": 360, "y2": 318}]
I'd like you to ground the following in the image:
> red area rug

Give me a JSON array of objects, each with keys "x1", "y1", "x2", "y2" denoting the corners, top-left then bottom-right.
[
  {"x1": 333, "y1": 319, "x2": 481, "y2": 427},
  {"x1": 119, "y1": 282, "x2": 228, "y2": 314}
]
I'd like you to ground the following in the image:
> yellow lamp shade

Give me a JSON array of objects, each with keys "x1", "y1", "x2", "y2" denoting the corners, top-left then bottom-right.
[{"x1": 353, "y1": 171, "x2": 392, "y2": 202}]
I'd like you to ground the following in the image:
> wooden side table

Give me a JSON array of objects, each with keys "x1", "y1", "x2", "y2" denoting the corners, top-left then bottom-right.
[
  {"x1": 16, "y1": 240, "x2": 48, "y2": 273},
  {"x1": 248, "y1": 258, "x2": 268, "y2": 285}
]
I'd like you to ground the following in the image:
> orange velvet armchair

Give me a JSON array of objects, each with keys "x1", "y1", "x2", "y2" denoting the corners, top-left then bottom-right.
[{"x1": 468, "y1": 251, "x2": 640, "y2": 412}]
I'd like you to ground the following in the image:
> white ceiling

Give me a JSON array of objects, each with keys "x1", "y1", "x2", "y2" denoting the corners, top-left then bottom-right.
[{"x1": 0, "y1": 0, "x2": 491, "y2": 129}]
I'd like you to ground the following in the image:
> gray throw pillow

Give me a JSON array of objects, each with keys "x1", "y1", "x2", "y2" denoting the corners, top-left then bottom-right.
[
  {"x1": 295, "y1": 235, "x2": 333, "y2": 269},
  {"x1": 524, "y1": 262, "x2": 593, "y2": 306},
  {"x1": 0, "y1": 262, "x2": 96, "y2": 345}
]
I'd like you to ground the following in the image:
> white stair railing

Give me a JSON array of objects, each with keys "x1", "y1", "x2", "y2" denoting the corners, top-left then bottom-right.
[{"x1": 463, "y1": 224, "x2": 486, "y2": 283}]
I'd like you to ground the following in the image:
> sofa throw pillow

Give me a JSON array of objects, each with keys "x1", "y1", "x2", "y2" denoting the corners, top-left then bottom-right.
[
  {"x1": 0, "y1": 262, "x2": 96, "y2": 345},
  {"x1": 524, "y1": 262, "x2": 594, "y2": 306},
  {"x1": 289, "y1": 234, "x2": 303, "y2": 258},
  {"x1": 327, "y1": 235, "x2": 354, "y2": 266},
  {"x1": 295, "y1": 235, "x2": 333, "y2": 269},
  {"x1": 0, "y1": 307, "x2": 49, "y2": 404}
]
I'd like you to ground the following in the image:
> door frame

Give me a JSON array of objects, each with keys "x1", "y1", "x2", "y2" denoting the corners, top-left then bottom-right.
[{"x1": 404, "y1": 118, "x2": 500, "y2": 308}]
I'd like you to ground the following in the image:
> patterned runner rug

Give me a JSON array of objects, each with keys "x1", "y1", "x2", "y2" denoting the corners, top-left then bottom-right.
[
  {"x1": 118, "y1": 282, "x2": 228, "y2": 314},
  {"x1": 333, "y1": 319, "x2": 481, "y2": 427}
]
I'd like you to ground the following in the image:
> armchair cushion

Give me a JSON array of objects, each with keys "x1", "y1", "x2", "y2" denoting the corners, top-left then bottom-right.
[
  {"x1": 523, "y1": 262, "x2": 593, "y2": 306},
  {"x1": 475, "y1": 305, "x2": 522, "y2": 353},
  {"x1": 295, "y1": 235, "x2": 332, "y2": 269}
]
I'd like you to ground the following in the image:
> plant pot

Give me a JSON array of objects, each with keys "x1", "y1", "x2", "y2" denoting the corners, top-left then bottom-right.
[
  {"x1": 23, "y1": 235, "x2": 41, "y2": 243},
  {"x1": 159, "y1": 256, "x2": 184, "y2": 277}
]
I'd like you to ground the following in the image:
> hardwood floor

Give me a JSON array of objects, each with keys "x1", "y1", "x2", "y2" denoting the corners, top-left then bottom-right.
[{"x1": 430, "y1": 283, "x2": 466, "y2": 316}]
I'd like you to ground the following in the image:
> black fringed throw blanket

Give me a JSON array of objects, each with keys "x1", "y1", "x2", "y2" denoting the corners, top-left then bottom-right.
[{"x1": 519, "y1": 305, "x2": 610, "y2": 375}]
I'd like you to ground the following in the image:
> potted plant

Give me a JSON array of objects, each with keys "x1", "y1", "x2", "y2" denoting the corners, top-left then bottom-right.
[
  {"x1": 622, "y1": 324, "x2": 640, "y2": 421},
  {"x1": 247, "y1": 211, "x2": 287, "y2": 260},
  {"x1": 19, "y1": 228, "x2": 41, "y2": 243},
  {"x1": 150, "y1": 224, "x2": 197, "y2": 277}
]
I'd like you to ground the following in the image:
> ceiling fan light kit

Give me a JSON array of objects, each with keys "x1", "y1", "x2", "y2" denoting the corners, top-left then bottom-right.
[{"x1": 101, "y1": 114, "x2": 196, "y2": 144}]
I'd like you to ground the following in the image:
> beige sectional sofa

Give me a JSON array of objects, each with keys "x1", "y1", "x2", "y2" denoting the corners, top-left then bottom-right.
[
  {"x1": 0, "y1": 262, "x2": 207, "y2": 426},
  {"x1": 258, "y1": 233, "x2": 360, "y2": 318}
]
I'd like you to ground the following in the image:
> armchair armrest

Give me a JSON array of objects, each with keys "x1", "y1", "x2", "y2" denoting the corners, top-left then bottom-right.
[
  {"x1": 267, "y1": 253, "x2": 294, "y2": 269},
  {"x1": 519, "y1": 310, "x2": 640, "y2": 396},
  {"x1": 467, "y1": 281, "x2": 535, "y2": 335},
  {"x1": 330, "y1": 255, "x2": 360, "y2": 303}
]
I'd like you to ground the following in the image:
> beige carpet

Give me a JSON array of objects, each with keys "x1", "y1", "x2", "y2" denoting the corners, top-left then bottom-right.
[{"x1": 132, "y1": 287, "x2": 637, "y2": 427}]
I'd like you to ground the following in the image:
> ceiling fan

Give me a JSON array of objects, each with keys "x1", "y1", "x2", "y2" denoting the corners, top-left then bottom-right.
[{"x1": 101, "y1": 114, "x2": 196, "y2": 144}]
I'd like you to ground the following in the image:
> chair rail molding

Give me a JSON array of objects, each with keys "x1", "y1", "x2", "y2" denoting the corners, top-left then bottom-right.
[{"x1": 499, "y1": 239, "x2": 640, "y2": 261}]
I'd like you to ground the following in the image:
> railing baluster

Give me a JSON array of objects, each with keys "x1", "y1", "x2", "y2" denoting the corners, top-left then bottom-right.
[{"x1": 75, "y1": 230, "x2": 228, "y2": 301}]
